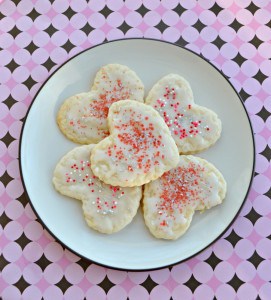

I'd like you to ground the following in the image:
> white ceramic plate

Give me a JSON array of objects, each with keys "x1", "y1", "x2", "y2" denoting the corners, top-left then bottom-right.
[{"x1": 20, "y1": 39, "x2": 255, "y2": 270}]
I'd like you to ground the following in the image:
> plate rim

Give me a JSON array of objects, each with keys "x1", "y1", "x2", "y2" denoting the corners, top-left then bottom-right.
[{"x1": 18, "y1": 38, "x2": 256, "y2": 271}]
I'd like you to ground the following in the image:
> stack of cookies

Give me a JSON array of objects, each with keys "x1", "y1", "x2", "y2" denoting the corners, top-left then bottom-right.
[{"x1": 53, "y1": 64, "x2": 226, "y2": 240}]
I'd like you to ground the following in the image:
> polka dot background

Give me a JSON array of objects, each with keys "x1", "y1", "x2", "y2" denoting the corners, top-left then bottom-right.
[{"x1": 0, "y1": 0, "x2": 270, "y2": 299}]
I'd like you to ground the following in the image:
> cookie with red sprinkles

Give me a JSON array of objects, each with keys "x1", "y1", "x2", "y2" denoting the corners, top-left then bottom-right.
[
  {"x1": 53, "y1": 144, "x2": 142, "y2": 234},
  {"x1": 146, "y1": 74, "x2": 222, "y2": 154},
  {"x1": 143, "y1": 155, "x2": 226, "y2": 240},
  {"x1": 90, "y1": 100, "x2": 179, "y2": 187},
  {"x1": 57, "y1": 64, "x2": 144, "y2": 144}
]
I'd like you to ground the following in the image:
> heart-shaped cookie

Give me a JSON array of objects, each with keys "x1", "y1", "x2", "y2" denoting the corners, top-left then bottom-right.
[
  {"x1": 57, "y1": 64, "x2": 144, "y2": 144},
  {"x1": 143, "y1": 155, "x2": 226, "y2": 240},
  {"x1": 146, "y1": 74, "x2": 222, "y2": 154},
  {"x1": 53, "y1": 144, "x2": 142, "y2": 234},
  {"x1": 90, "y1": 100, "x2": 179, "y2": 187}
]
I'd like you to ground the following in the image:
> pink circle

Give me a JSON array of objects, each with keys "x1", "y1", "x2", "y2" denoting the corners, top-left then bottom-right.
[
  {"x1": 12, "y1": 66, "x2": 30, "y2": 83},
  {"x1": 86, "y1": 286, "x2": 106, "y2": 299},
  {"x1": 5, "y1": 199, "x2": 24, "y2": 220},
  {"x1": 2, "y1": 286, "x2": 21, "y2": 300},
  {"x1": 88, "y1": 29, "x2": 106, "y2": 45},
  {"x1": 202, "y1": 43, "x2": 219, "y2": 60},
  {"x1": 44, "y1": 263, "x2": 64, "y2": 284},
  {"x1": 44, "y1": 242, "x2": 64, "y2": 262},
  {"x1": 23, "y1": 242, "x2": 43, "y2": 262},
  {"x1": 214, "y1": 261, "x2": 234, "y2": 282},
  {"x1": 221, "y1": 43, "x2": 238, "y2": 59},
  {"x1": 243, "y1": 78, "x2": 261, "y2": 95},
  {"x1": 162, "y1": 27, "x2": 180, "y2": 42},
  {"x1": 255, "y1": 8, "x2": 270, "y2": 24},
  {"x1": 162, "y1": 10, "x2": 179, "y2": 26},
  {"x1": 107, "y1": 28, "x2": 125, "y2": 40},
  {"x1": 181, "y1": 10, "x2": 198, "y2": 26},
  {"x1": 182, "y1": 27, "x2": 199, "y2": 42},
  {"x1": 0, "y1": 67, "x2": 11, "y2": 84},
  {"x1": 3, "y1": 242, "x2": 22, "y2": 262},
  {"x1": 256, "y1": 25, "x2": 271, "y2": 42},
  {"x1": 255, "y1": 134, "x2": 267, "y2": 153},
  {"x1": 194, "y1": 284, "x2": 214, "y2": 300},
  {"x1": 143, "y1": 0, "x2": 160, "y2": 10},
  {"x1": 107, "y1": 12, "x2": 124, "y2": 27},
  {"x1": 35, "y1": 0, "x2": 51, "y2": 13},
  {"x1": 255, "y1": 154, "x2": 269, "y2": 173},
  {"x1": 0, "y1": 17, "x2": 15, "y2": 32},
  {"x1": 128, "y1": 272, "x2": 148, "y2": 284},
  {"x1": 150, "y1": 285, "x2": 170, "y2": 300},
  {"x1": 52, "y1": 14, "x2": 69, "y2": 30},
  {"x1": 129, "y1": 286, "x2": 149, "y2": 300},
  {"x1": 16, "y1": 15, "x2": 33, "y2": 31},
  {"x1": 259, "y1": 283, "x2": 271, "y2": 300},
  {"x1": 236, "y1": 9, "x2": 253, "y2": 25},
  {"x1": 218, "y1": 9, "x2": 235, "y2": 25},
  {"x1": 245, "y1": 96, "x2": 263, "y2": 114},
  {"x1": 125, "y1": 0, "x2": 142, "y2": 10},
  {"x1": 23, "y1": 263, "x2": 42, "y2": 284},
  {"x1": 17, "y1": 0, "x2": 34, "y2": 14},
  {"x1": 10, "y1": 102, "x2": 28, "y2": 121},
  {"x1": 0, "y1": 49, "x2": 12, "y2": 66},
  {"x1": 0, "y1": 181, "x2": 5, "y2": 198},
  {"x1": 240, "y1": 43, "x2": 257, "y2": 59},
  {"x1": 11, "y1": 84, "x2": 29, "y2": 101},
  {"x1": 254, "y1": 195, "x2": 271, "y2": 216},
  {"x1": 255, "y1": 217, "x2": 271, "y2": 237},
  {"x1": 8, "y1": 140, "x2": 19, "y2": 159},
  {"x1": 0, "y1": 121, "x2": 8, "y2": 139},
  {"x1": 15, "y1": 32, "x2": 31, "y2": 48},
  {"x1": 0, "y1": 161, "x2": 5, "y2": 177},
  {"x1": 199, "y1": 10, "x2": 216, "y2": 25},
  {"x1": 88, "y1": 1, "x2": 106, "y2": 12},
  {"x1": 70, "y1": 13, "x2": 87, "y2": 29},
  {"x1": 193, "y1": 262, "x2": 213, "y2": 283},
  {"x1": 217, "y1": 0, "x2": 233, "y2": 7},
  {"x1": 145, "y1": 27, "x2": 162, "y2": 39},
  {"x1": 52, "y1": 0, "x2": 69, "y2": 13},
  {"x1": 196, "y1": 247, "x2": 212, "y2": 261},
  {"x1": 1, "y1": 0, "x2": 16, "y2": 16},
  {"x1": 107, "y1": 286, "x2": 127, "y2": 300},
  {"x1": 0, "y1": 84, "x2": 10, "y2": 102},
  {"x1": 171, "y1": 263, "x2": 191, "y2": 283},
  {"x1": 198, "y1": 0, "x2": 216, "y2": 9},
  {"x1": 64, "y1": 248, "x2": 80, "y2": 262},
  {"x1": 33, "y1": 31, "x2": 50, "y2": 47},
  {"x1": 237, "y1": 26, "x2": 254, "y2": 42},
  {"x1": 22, "y1": 286, "x2": 42, "y2": 300},
  {"x1": 6, "y1": 180, "x2": 24, "y2": 199},
  {"x1": 44, "y1": 286, "x2": 63, "y2": 300},
  {"x1": 250, "y1": 115, "x2": 265, "y2": 133},
  {"x1": 25, "y1": 220, "x2": 44, "y2": 241},
  {"x1": 150, "y1": 268, "x2": 170, "y2": 284},
  {"x1": 34, "y1": 15, "x2": 51, "y2": 30},
  {"x1": 9, "y1": 121, "x2": 22, "y2": 139},
  {"x1": 201, "y1": 26, "x2": 218, "y2": 42},
  {"x1": 70, "y1": 0, "x2": 87, "y2": 12},
  {"x1": 237, "y1": 283, "x2": 257, "y2": 300},
  {"x1": 180, "y1": 0, "x2": 197, "y2": 9},
  {"x1": 107, "y1": 269, "x2": 127, "y2": 284},
  {"x1": 125, "y1": 11, "x2": 142, "y2": 27},
  {"x1": 25, "y1": 203, "x2": 37, "y2": 220},
  {"x1": 14, "y1": 49, "x2": 31, "y2": 65},
  {"x1": 261, "y1": 60, "x2": 271, "y2": 76},
  {"x1": 222, "y1": 60, "x2": 239, "y2": 77},
  {"x1": 51, "y1": 31, "x2": 69, "y2": 46},
  {"x1": 215, "y1": 284, "x2": 236, "y2": 300},
  {"x1": 50, "y1": 48, "x2": 68, "y2": 64},
  {"x1": 0, "y1": 140, "x2": 7, "y2": 158},
  {"x1": 172, "y1": 285, "x2": 193, "y2": 300},
  {"x1": 106, "y1": 0, "x2": 124, "y2": 10},
  {"x1": 70, "y1": 30, "x2": 87, "y2": 46},
  {"x1": 253, "y1": 175, "x2": 270, "y2": 194},
  {"x1": 144, "y1": 11, "x2": 161, "y2": 26},
  {"x1": 213, "y1": 239, "x2": 233, "y2": 260},
  {"x1": 236, "y1": 261, "x2": 256, "y2": 282},
  {"x1": 64, "y1": 286, "x2": 84, "y2": 300},
  {"x1": 241, "y1": 60, "x2": 258, "y2": 77},
  {"x1": 0, "y1": 33, "x2": 14, "y2": 49},
  {"x1": 233, "y1": 217, "x2": 253, "y2": 238},
  {"x1": 161, "y1": 0, "x2": 179, "y2": 9},
  {"x1": 2, "y1": 263, "x2": 22, "y2": 284},
  {"x1": 65, "y1": 263, "x2": 84, "y2": 284},
  {"x1": 263, "y1": 78, "x2": 271, "y2": 93},
  {"x1": 32, "y1": 48, "x2": 50, "y2": 64},
  {"x1": 235, "y1": 0, "x2": 251, "y2": 7},
  {"x1": 31, "y1": 65, "x2": 48, "y2": 82},
  {"x1": 89, "y1": 12, "x2": 105, "y2": 28}
]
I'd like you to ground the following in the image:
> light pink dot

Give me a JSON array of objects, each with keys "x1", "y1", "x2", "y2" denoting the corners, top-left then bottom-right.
[
  {"x1": 64, "y1": 286, "x2": 84, "y2": 300},
  {"x1": 44, "y1": 286, "x2": 63, "y2": 300},
  {"x1": 254, "y1": 195, "x2": 271, "y2": 216},
  {"x1": 70, "y1": 30, "x2": 87, "y2": 46},
  {"x1": 107, "y1": 28, "x2": 125, "y2": 40},
  {"x1": 253, "y1": 174, "x2": 270, "y2": 194},
  {"x1": 214, "y1": 262, "x2": 234, "y2": 283},
  {"x1": 107, "y1": 12, "x2": 124, "y2": 27},
  {"x1": 52, "y1": 14, "x2": 69, "y2": 30},
  {"x1": 70, "y1": 0, "x2": 87, "y2": 12},
  {"x1": 259, "y1": 282, "x2": 271, "y2": 300},
  {"x1": 22, "y1": 286, "x2": 42, "y2": 300},
  {"x1": 0, "y1": 84, "x2": 10, "y2": 102},
  {"x1": 51, "y1": 31, "x2": 68, "y2": 46},
  {"x1": 150, "y1": 285, "x2": 170, "y2": 300},
  {"x1": 183, "y1": 27, "x2": 199, "y2": 42},
  {"x1": 213, "y1": 239, "x2": 234, "y2": 260},
  {"x1": 221, "y1": 43, "x2": 238, "y2": 59},
  {"x1": 144, "y1": 27, "x2": 161, "y2": 39},
  {"x1": 86, "y1": 286, "x2": 106, "y2": 300},
  {"x1": 181, "y1": 10, "x2": 198, "y2": 25},
  {"x1": 31, "y1": 65, "x2": 48, "y2": 82},
  {"x1": 171, "y1": 263, "x2": 192, "y2": 283},
  {"x1": 201, "y1": 26, "x2": 218, "y2": 42},
  {"x1": 162, "y1": 27, "x2": 180, "y2": 42},
  {"x1": 0, "y1": 140, "x2": 7, "y2": 158},
  {"x1": 236, "y1": 261, "x2": 256, "y2": 282},
  {"x1": 64, "y1": 248, "x2": 80, "y2": 262},
  {"x1": 2, "y1": 286, "x2": 21, "y2": 300},
  {"x1": 162, "y1": 10, "x2": 179, "y2": 26},
  {"x1": 0, "y1": 121, "x2": 8, "y2": 139},
  {"x1": 245, "y1": 96, "x2": 263, "y2": 114},
  {"x1": 23, "y1": 242, "x2": 43, "y2": 262},
  {"x1": 128, "y1": 285, "x2": 149, "y2": 300},
  {"x1": 24, "y1": 203, "x2": 37, "y2": 220},
  {"x1": 218, "y1": 9, "x2": 235, "y2": 25},
  {"x1": 52, "y1": 0, "x2": 69, "y2": 13},
  {"x1": 68, "y1": 46, "x2": 83, "y2": 58},
  {"x1": 234, "y1": 217, "x2": 253, "y2": 238},
  {"x1": 217, "y1": 0, "x2": 233, "y2": 7},
  {"x1": 32, "y1": 48, "x2": 50, "y2": 64},
  {"x1": 65, "y1": 263, "x2": 84, "y2": 284},
  {"x1": 196, "y1": 247, "x2": 212, "y2": 261},
  {"x1": 44, "y1": 263, "x2": 63, "y2": 284},
  {"x1": 34, "y1": 15, "x2": 51, "y2": 30},
  {"x1": 0, "y1": 16, "x2": 15, "y2": 32},
  {"x1": 261, "y1": 60, "x2": 271, "y2": 77},
  {"x1": 16, "y1": 15, "x2": 33, "y2": 31},
  {"x1": 180, "y1": 0, "x2": 197, "y2": 9},
  {"x1": 50, "y1": 48, "x2": 68, "y2": 64},
  {"x1": 0, "y1": 49, "x2": 12, "y2": 66},
  {"x1": 255, "y1": 8, "x2": 270, "y2": 24},
  {"x1": 125, "y1": 11, "x2": 142, "y2": 27},
  {"x1": 150, "y1": 268, "x2": 170, "y2": 284},
  {"x1": 0, "y1": 161, "x2": 5, "y2": 178},
  {"x1": 125, "y1": 28, "x2": 143, "y2": 38},
  {"x1": 0, "y1": 33, "x2": 14, "y2": 49},
  {"x1": 198, "y1": 0, "x2": 215, "y2": 9},
  {"x1": 161, "y1": 0, "x2": 179, "y2": 9},
  {"x1": 222, "y1": 60, "x2": 239, "y2": 77},
  {"x1": 17, "y1": 0, "x2": 34, "y2": 14},
  {"x1": 199, "y1": 10, "x2": 216, "y2": 25},
  {"x1": 240, "y1": 43, "x2": 257, "y2": 59},
  {"x1": 89, "y1": 12, "x2": 106, "y2": 28},
  {"x1": 255, "y1": 134, "x2": 267, "y2": 153},
  {"x1": 12, "y1": 66, "x2": 30, "y2": 83},
  {"x1": 23, "y1": 263, "x2": 42, "y2": 284},
  {"x1": 15, "y1": 32, "x2": 32, "y2": 48},
  {"x1": 237, "y1": 26, "x2": 254, "y2": 42},
  {"x1": 33, "y1": 31, "x2": 50, "y2": 47},
  {"x1": 263, "y1": 78, "x2": 271, "y2": 93},
  {"x1": 255, "y1": 217, "x2": 271, "y2": 237},
  {"x1": 241, "y1": 60, "x2": 258, "y2": 77},
  {"x1": 107, "y1": 269, "x2": 127, "y2": 284},
  {"x1": 256, "y1": 25, "x2": 271, "y2": 42},
  {"x1": 6, "y1": 180, "x2": 24, "y2": 199},
  {"x1": 10, "y1": 102, "x2": 27, "y2": 121},
  {"x1": 44, "y1": 242, "x2": 63, "y2": 262},
  {"x1": 125, "y1": 0, "x2": 142, "y2": 10},
  {"x1": 194, "y1": 284, "x2": 214, "y2": 300},
  {"x1": 144, "y1": 11, "x2": 161, "y2": 26},
  {"x1": 0, "y1": 67, "x2": 11, "y2": 84},
  {"x1": 70, "y1": 13, "x2": 87, "y2": 29},
  {"x1": 237, "y1": 283, "x2": 257, "y2": 300},
  {"x1": 2, "y1": 263, "x2": 22, "y2": 284},
  {"x1": 1, "y1": 0, "x2": 16, "y2": 16},
  {"x1": 11, "y1": 84, "x2": 29, "y2": 101},
  {"x1": 14, "y1": 49, "x2": 31, "y2": 65},
  {"x1": 215, "y1": 284, "x2": 236, "y2": 300},
  {"x1": 243, "y1": 78, "x2": 261, "y2": 95},
  {"x1": 35, "y1": 0, "x2": 51, "y2": 13},
  {"x1": 9, "y1": 121, "x2": 22, "y2": 139},
  {"x1": 235, "y1": 0, "x2": 251, "y2": 7},
  {"x1": 236, "y1": 9, "x2": 253, "y2": 25},
  {"x1": 255, "y1": 154, "x2": 269, "y2": 173},
  {"x1": 202, "y1": 43, "x2": 219, "y2": 60},
  {"x1": 172, "y1": 285, "x2": 193, "y2": 300},
  {"x1": 88, "y1": 29, "x2": 106, "y2": 45},
  {"x1": 25, "y1": 220, "x2": 44, "y2": 241},
  {"x1": 3, "y1": 242, "x2": 22, "y2": 262},
  {"x1": 88, "y1": 0, "x2": 105, "y2": 11},
  {"x1": 107, "y1": 286, "x2": 127, "y2": 300},
  {"x1": 8, "y1": 140, "x2": 19, "y2": 159},
  {"x1": 5, "y1": 199, "x2": 24, "y2": 220},
  {"x1": 250, "y1": 115, "x2": 265, "y2": 133},
  {"x1": 128, "y1": 272, "x2": 148, "y2": 284},
  {"x1": 143, "y1": 0, "x2": 160, "y2": 10},
  {"x1": 193, "y1": 262, "x2": 213, "y2": 283}
]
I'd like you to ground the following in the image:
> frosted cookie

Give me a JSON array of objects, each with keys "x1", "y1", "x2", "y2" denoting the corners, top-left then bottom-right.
[
  {"x1": 57, "y1": 64, "x2": 144, "y2": 144},
  {"x1": 143, "y1": 155, "x2": 226, "y2": 240},
  {"x1": 146, "y1": 74, "x2": 222, "y2": 154},
  {"x1": 90, "y1": 100, "x2": 179, "y2": 187},
  {"x1": 53, "y1": 144, "x2": 142, "y2": 234}
]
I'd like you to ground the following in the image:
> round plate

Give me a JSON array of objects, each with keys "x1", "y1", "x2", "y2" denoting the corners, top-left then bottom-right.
[{"x1": 19, "y1": 39, "x2": 255, "y2": 271}]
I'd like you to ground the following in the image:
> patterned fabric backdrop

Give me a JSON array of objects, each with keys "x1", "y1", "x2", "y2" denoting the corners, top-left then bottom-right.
[{"x1": 0, "y1": 0, "x2": 271, "y2": 299}]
